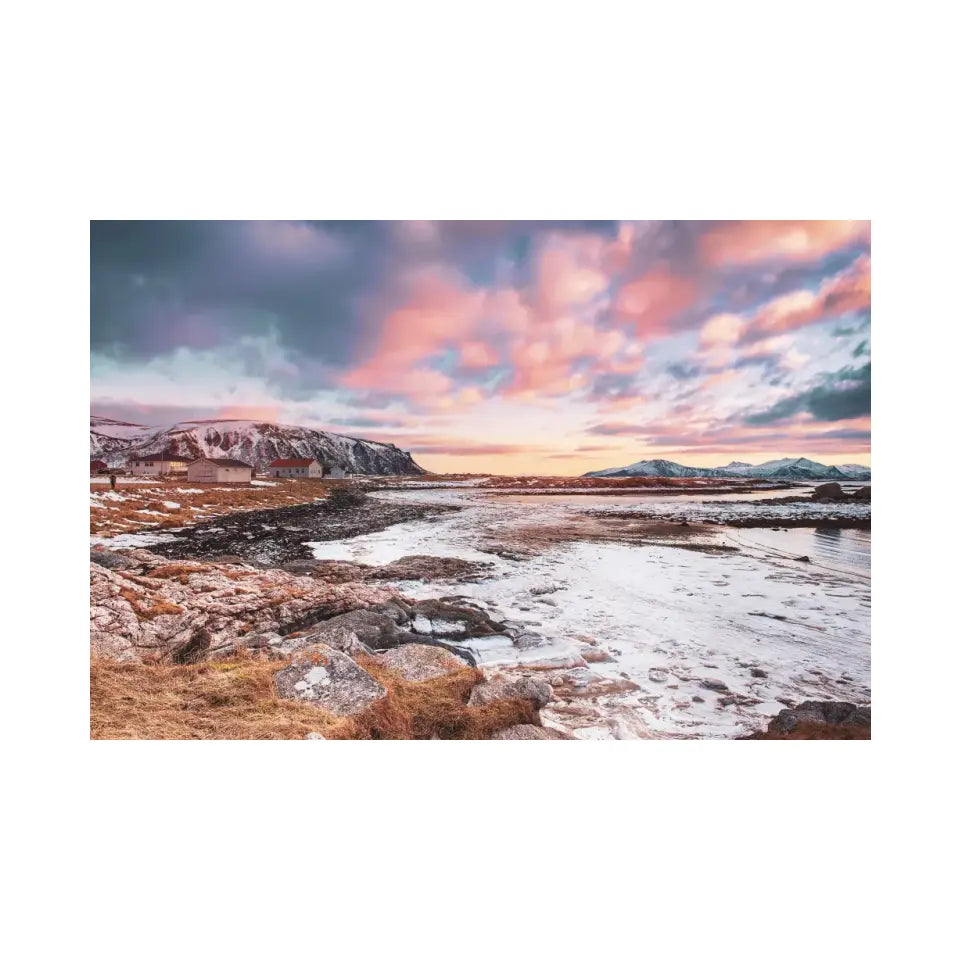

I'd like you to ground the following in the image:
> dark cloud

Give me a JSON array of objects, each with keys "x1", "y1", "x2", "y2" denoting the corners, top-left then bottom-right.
[
  {"x1": 585, "y1": 422, "x2": 642, "y2": 436},
  {"x1": 91, "y1": 221, "x2": 389, "y2": 366},
  {"x1": 587, "y1": 372, "x2": 641, "y2": 404},
  {"x1": 91, "y1": 221, "x2": 619, "y2": 367},
  {"x1": 744, "y1": 363, "x2": 871, "y2": 425},
  {"x1": 666, "y1": 362, "x2": 702, "y2": 380}
]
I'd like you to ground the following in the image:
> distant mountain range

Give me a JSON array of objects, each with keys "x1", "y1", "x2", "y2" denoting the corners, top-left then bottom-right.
[
  {"x1": 583, "y1": 456, "x2": 871, "y2": 481},
  {"x1": 90, "y1": 417, "x2": 425, "y2": 475}
]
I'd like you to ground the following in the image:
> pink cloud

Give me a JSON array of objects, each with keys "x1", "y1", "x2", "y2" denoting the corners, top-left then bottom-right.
[
  {"x1": 613, "y1": 268, "x2": 699, "y2": 336},
  {"x1": 459, "y1": 340, "x2": 500, "y2": 369},
  {"x1": 701, "y1": 220, "x2": 870, "y2": 267},
  {"x1": 744, "y1": 255, "x2": 870, "y2": 340},
  {"x1": 700, "y1": 312, "x2": 746, "y2": 347}
]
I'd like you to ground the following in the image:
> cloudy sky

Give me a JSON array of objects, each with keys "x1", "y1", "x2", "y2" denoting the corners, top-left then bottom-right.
[{"x1": 90, "y1": 220, "x2": 870, "y2": 474}]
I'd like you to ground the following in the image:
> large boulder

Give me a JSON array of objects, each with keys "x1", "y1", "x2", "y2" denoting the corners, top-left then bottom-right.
[
  {"x1": 299, "y1": 608, "x2": 408, "y2": 650},
  {"x1": 367, "y1": 555, "x2": 493, "y2": 583},
  {"x1": 409, "y1": 598, "x2": 504, "y2": 639},
  {"x1": 274, "y1": 643, "x2": 386, "y2": 716},
  {"x1": 852, "y1": 486, "x2": 871, "y2": 501},
  {"x1": 812, "y1": 482, "x2": 843, "y2": 500},
  {"x1": 767, "y1": 700, "x2": 871, "y2": 734},
  {"x1": 491, "y1": 724, "x2": 575, "y2": 740},
  {"x1": 468, "y1": 673, "x2": 553, "y2": 709},
  {"x1": 269, "y1": 625, "x2": 370, "y2": 658},
  {"x1": 376, "y1": 643, "x2": 472, "y2": 681}
]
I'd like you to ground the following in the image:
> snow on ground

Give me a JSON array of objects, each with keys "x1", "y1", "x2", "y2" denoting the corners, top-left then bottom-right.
[
  {"x1": 90, "y1": 531, "x2": 178, "y2": 549},
  {"x1": 308, "y1": 489, "x2": 870, "y2": 739},
  {"x1": 250, "y1": 480, "x2": 277, "y2": 487},
  {"x1": 90, "y1": 476, "x2": 153, "y2": 485}
]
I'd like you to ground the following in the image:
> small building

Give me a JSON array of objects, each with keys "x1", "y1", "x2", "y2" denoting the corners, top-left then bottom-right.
[
  {"x1": 128, "y1": 453, "x2": 190, "y2": 476},
  {"x1": 90, "y1": 459, "x2": 108, "y2": 475},
  {"x1": 186, "y1": 457, "x2": 254, "y2": 484},
  {"x1": 268, "y1": 457, "x2": 325, "y2": 479}
]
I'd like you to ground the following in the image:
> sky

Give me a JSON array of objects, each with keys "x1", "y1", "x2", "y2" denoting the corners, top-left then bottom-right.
[{"x1": 90, "y1": 220, "x2": 871, "y2": 475}]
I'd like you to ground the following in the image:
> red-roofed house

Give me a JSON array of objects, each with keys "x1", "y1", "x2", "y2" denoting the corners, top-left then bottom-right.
[
  {"x1": 90, "y1": 459, "x2": 108, "y2": 475},
  {"x1": 268, "y1": 457, "x2": 324, "y2": 479}
]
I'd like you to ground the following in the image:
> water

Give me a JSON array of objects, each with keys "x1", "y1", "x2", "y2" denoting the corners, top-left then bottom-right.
[{"x1": 729, "y1": 526, "x2": 871, "y2": 575}]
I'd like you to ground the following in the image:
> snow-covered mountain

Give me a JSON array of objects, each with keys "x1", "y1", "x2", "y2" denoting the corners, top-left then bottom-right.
[
  {"x1": 584, "y1": 456, "x2": 871, "y2": 480},
  {"x1": 90, "y1": 417, "x2": 425, "y2": 475}
]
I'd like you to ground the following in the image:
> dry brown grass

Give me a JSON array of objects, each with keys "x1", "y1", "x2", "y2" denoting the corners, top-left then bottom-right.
[
  {"x1": 91, "y1": 655, "x2": 337, "y2": 740},
  {"x1": 90, "y1": 477, "x2": 338, "y2": 537},
  {"x1": 90, "y1": 654, "x2": 538, "y2": 740},
  {"x1": 117, "y1": 588, "x2": 185, "y2": 621},
  {"x1": 323, "y1": 656, "x2": 537, "y2": 740},
  {"x1": 144, "y1": 563, "x2": 210, "y2": 584}
]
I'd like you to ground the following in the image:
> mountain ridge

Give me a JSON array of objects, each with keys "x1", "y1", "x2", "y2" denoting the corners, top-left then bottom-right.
[
  {"x1": 583, "y1": 456, "x2": 871, "y2": 480},
  {"x1": 90, "y1": 417, "x2": 426, "y2": 475}
]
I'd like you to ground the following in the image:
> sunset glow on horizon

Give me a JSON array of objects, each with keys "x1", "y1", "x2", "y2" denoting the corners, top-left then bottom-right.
[{"x1": 91, "y1": 221, "x2": 871, "y2": 475}]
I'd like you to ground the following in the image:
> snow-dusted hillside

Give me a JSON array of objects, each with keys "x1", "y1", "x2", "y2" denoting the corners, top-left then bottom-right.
[
  {"x1": 91, "y1": 417, "x2": 425, "y2": 475},
  {"x1": 90, "y1": 416, "x2": 159, "y2": 460},
  {"x1": 584, "y1": 456, "x2": 871, "y2": 480}
]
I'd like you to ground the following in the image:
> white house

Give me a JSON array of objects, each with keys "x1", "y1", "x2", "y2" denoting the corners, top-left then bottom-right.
[
  {"x1": 127, "y1": 453, "x2": 190, "y2": 476},
  {"x1": 268, "y1": 457, "x2": 324, "y2": 479},
  {"x1": 186, "y1": 457, "x2": 253, "y2": 484}
]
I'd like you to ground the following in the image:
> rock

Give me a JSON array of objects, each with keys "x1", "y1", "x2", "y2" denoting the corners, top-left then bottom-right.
[
  {"x1": 796, "y1": 555, "x2": 811, "y2": 563},
  {"x1": 274, "y1": 644, "x2": 386, "y2": 716},
  {"x1": 90, "y1": 548, "x2": 397, "y2": 662},
  {"x1": 376, "y1": 643, "x2": 471, "y2": 681},
  {"x1": 648, "y1": 667, "x2": 670, "y2": 683},
  {"x1": 468, "y1": 673, "x2": 553, "y2": 709},
  {"x1": 305, "y1": 732, "x2": 326, "y2": 740},
  {"x1": 301, "y1": 608, "x2": 407, "y2": 650},
  {"x1": 514, "y1": 632, "x2": 548, "y2": 650},
  {"x1": 90, "y1": 549, "x2": 137, "y2": 570},
  {"x1": 750, "y1": 667, "x2": 768, "y2": 678},
  {"x1": 367, "y1": 555, "x2": 492, "y2": 582},
  {"x1": 700, "y1": 678, "x2": 729, "y2": 692},
  {"x1": 812, "y1": 482, "x2": 843, "y2": 500},
  {"x1": 581, "y1": 648, "x2": 614, "y2": 663},
  {"x1": 491, "y1": 724, "x2": 575, "y2": 740},
  {"x1": 767, "y1": 700, "x2": 871, "y2": 734},
  {"x1": 270, "y1": 625, "x2": 370, "y2": 658},
  {"x1": 537, "y1": 597, "x2": 558, "y2": 607},
  {"x1": 368, "y1": 601, "x2": 411, "y2": 625},
  {"x1": 852, "y1": 486, "x2": 871, "y2": 501},
  {"x1": 691, "y1": 695, "x2": 705, "y2": 703},
  {"x1": 529, "y1": 583, "x2": 560, "y2": 596},
  {"x1": 408, "y1": 598, "x2": 504, "y2": 639}
]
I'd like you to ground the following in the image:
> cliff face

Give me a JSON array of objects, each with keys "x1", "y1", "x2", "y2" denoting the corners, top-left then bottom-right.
[{"x1": 90, "y1": 417, "x2": 426, "y2": 475}]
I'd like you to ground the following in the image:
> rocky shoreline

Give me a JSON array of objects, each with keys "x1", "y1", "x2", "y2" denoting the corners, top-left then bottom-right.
[
  {"x1": 90, "y1": 488, "x2": 870, "y2": 740},
  {"x1": 90, "y1": 545, "x2": 575, "y2": 739},
  {"x1": 147, "y1": 493, "x2": 458, "y2": 566}
]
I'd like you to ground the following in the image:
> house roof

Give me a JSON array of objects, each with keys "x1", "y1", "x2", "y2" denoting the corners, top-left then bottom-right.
[
  {"x1": 269, "y1": 458, "x2": 318, "y2": 467},
  {"x1": 188, "y1": 457, "x2": 253, "y2": 469},
  {"x1": 90, "y1": 459, "x2": 108, "y2": 465},
  {"x1": 126, "y1": 452, "x2": 188, "y2": 463}
]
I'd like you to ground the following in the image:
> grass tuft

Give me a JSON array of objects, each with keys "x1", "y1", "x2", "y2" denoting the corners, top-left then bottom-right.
[{"x1": 90, "y1": 654, "x2": 539, "y2": 740}]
